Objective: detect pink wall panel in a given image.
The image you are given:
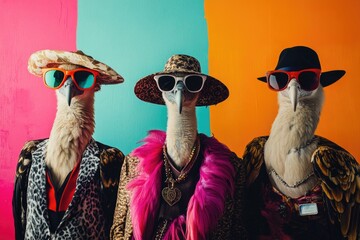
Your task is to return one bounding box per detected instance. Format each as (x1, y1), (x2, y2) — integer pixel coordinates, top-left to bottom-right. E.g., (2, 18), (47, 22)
(0, 1), (77, 238)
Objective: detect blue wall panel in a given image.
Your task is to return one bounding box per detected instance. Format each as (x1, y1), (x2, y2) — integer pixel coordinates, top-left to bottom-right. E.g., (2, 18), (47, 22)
(77, 0), (209, 154)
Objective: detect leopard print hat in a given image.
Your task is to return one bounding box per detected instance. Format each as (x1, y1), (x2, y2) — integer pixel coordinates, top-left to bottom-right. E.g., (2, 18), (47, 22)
(28, 49), (124, 85)
(134, 54), (229, 106)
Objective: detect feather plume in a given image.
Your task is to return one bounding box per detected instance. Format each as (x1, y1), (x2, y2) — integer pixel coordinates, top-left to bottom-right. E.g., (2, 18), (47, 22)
(127, 131), (235, 239)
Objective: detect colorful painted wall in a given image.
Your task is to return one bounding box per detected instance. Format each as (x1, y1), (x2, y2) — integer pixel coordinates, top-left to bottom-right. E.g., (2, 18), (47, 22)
(1, 0), (359, 238)
(206, 0), (360, 163)
(0, 0), (209, 238)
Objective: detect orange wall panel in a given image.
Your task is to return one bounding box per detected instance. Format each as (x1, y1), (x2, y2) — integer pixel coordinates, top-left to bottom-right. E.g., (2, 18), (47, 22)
(205, 0), (360, 161)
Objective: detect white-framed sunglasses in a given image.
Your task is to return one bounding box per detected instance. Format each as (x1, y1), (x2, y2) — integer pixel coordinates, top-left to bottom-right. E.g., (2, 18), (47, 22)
(153, 74), (207, 93)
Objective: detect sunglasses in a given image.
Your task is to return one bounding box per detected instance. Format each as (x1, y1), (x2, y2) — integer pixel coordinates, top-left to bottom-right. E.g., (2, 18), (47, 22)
(266, 68), (321, 91)
(153, 74), (207, 93)
(42, 68), (99, 90)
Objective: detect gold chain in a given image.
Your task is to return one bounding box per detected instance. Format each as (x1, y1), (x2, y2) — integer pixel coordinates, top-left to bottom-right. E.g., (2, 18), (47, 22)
(163, 136), (200, 184)
(154, 219), (168, 240)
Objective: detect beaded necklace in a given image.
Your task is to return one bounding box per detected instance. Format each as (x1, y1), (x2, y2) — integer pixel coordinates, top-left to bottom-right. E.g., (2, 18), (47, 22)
(269, 136), (317, 188)
(269, 169), (315, 188)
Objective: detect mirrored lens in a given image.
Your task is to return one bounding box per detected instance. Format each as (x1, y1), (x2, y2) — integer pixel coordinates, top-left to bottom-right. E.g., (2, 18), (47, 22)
(74, 71), (95, 89)
(268, 72), (289, 90)
(44, 70), (64, 88)
(184, 75), (205, 92)
(298, 71), (319, 91)
(157, 75), (176, 91)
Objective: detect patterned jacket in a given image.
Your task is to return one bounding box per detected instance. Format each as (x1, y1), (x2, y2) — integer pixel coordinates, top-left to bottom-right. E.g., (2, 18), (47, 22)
(110, 130), (248, 240)
(13, 139), (124, 240)
(242, 136), (359, 240)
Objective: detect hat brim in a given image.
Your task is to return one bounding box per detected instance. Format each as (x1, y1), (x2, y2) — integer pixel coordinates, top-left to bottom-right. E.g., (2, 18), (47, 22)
(134, 71), (229, 106)
(28, 50), (124, 85)
(257, 70), (346, 87)
(257, 76), (267, 83)
(320, 70), (345, 87)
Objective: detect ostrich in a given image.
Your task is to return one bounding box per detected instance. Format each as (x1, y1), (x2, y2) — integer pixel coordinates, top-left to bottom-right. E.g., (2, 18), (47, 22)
(111, 54), (248, 239)
(243, 46), (359, 240)
(13, 50), (125, 240)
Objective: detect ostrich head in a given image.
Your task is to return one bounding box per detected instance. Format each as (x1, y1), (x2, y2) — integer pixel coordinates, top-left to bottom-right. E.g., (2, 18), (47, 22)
(45, 64), (98, 107)
(27, 50), (124, 145)
(157, 73), (204, 114)
(134, 54), (229, 112)
(275, 69), (324, 113)
(258, 46), (345, 113)
(53, 64), (100, 106)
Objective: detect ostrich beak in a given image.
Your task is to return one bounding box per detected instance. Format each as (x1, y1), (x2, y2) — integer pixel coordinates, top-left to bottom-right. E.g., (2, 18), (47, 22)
(288, 80), (300, 112)
(175, 81), (185, 114)
(58, 77), (83, 106)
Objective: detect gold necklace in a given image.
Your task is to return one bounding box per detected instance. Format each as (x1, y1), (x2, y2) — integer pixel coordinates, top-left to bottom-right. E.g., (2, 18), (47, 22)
(161, 136), (200, 206)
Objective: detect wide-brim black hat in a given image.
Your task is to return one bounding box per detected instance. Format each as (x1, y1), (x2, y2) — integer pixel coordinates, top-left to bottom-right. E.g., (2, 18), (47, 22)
(257, 46), (345, 87)
(134, 54), (229, 106)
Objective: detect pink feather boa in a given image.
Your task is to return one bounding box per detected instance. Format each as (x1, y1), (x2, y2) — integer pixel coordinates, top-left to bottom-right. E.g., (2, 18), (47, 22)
(127, 130), (236, 240)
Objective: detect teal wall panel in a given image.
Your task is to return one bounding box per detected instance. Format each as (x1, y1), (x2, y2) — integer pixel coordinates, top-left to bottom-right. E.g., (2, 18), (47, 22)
(77, 0), (209, 154)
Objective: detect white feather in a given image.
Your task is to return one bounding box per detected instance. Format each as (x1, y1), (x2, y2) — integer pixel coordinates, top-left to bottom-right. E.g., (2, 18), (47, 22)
(265, 85), (324, 198)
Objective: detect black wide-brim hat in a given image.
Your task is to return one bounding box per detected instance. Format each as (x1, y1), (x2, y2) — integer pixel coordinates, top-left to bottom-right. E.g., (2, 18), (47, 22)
(257, 46), (345, 87)
(134, 54), (229, 106)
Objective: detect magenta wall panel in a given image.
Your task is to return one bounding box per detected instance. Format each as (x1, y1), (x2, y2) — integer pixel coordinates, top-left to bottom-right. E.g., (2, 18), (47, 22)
(0, 1), (77, 238)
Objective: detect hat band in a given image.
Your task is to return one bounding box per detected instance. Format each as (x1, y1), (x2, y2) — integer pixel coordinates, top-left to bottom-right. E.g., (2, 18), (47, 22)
(163, 69), (201, 74)
(278, 66), (321, 71)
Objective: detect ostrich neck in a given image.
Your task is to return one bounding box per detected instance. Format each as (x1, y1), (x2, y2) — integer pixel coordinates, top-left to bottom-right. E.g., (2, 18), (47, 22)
(166, 106), (198, 168)
(268, 100), (319, 155)
(264, 97), (322, 198)
(46, 93), (95, 189)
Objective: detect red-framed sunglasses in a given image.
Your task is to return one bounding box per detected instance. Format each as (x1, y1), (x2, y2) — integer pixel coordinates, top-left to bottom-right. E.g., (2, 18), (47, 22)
(41, 68), (99, 90)
(266, 68), (321, 91)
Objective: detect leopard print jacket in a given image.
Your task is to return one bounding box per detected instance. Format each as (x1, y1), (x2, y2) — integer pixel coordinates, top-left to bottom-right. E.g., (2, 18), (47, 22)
(13, 139), (124, 240)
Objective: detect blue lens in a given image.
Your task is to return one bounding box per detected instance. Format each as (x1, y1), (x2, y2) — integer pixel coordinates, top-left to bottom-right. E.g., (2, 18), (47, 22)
(74, 71), (95, 89)
(44, 70), (64, 88)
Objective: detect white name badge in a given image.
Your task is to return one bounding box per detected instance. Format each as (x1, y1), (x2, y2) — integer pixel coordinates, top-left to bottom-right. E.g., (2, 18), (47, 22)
(299, 203), (318, 216)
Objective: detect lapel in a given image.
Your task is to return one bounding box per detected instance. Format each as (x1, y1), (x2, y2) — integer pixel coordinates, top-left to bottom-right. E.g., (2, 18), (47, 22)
(58, 139), (100, 228)
(128, 130), (236, 239)
(28, 140), (51, 235)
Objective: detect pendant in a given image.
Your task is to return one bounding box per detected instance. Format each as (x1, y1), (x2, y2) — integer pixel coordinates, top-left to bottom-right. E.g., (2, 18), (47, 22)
(162, 186), (181, 206)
